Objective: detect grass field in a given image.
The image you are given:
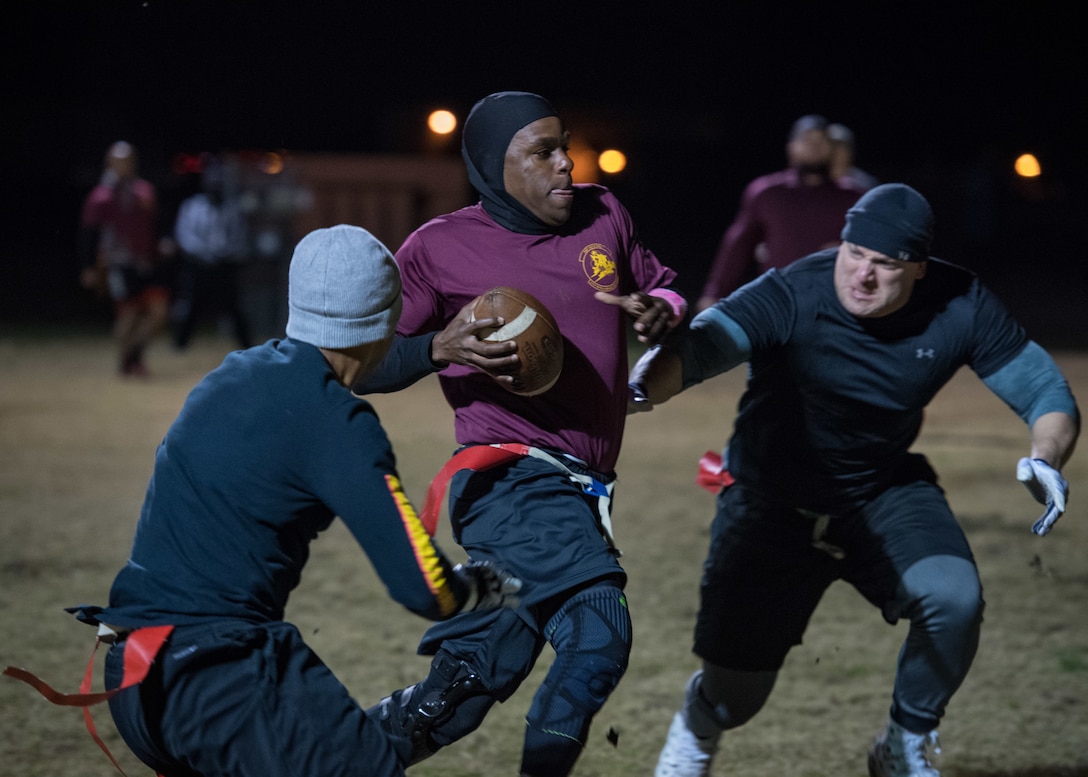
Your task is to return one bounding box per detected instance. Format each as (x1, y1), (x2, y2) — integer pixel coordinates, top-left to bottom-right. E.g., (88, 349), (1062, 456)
(2, 331), (1086, 776)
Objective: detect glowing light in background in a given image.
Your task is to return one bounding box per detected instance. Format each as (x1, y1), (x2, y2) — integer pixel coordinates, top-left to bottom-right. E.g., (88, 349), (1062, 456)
(259, 151), (285, 175)
(1014, 153), (1041, 178)
(428, 109), (458, 135)
(568, 139), (599, 184)
(171, 152), (203, 175)
(598, 149), (627, 174)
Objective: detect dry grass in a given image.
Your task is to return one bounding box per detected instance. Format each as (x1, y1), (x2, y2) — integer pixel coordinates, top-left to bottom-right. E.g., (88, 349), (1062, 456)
(2, 332), (1086, 776)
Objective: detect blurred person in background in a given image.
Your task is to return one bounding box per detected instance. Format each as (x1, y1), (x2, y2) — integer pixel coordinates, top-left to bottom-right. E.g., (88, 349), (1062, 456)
(695, 114), (867, 312)
(172, 153), (253, 350)
(79, 141), (173, 376)
(829, 122), (880, 192)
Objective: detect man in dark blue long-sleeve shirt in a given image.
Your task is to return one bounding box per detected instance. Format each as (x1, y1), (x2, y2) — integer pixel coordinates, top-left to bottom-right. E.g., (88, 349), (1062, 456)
(78, 225), (519, 777)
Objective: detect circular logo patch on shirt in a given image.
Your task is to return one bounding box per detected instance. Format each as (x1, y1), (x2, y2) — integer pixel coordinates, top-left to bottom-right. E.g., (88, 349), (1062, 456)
(579, 243), (618, 292)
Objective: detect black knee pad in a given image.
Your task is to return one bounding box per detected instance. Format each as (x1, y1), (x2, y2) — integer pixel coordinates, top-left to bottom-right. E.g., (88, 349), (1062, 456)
(522, 582), (633, 774)
(543, 581), (632, 701)
(368, 651), (494, 765)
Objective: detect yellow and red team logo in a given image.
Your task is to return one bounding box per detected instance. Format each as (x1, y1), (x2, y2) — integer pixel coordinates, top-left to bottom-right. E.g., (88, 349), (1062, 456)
(580, 243), (618, 292)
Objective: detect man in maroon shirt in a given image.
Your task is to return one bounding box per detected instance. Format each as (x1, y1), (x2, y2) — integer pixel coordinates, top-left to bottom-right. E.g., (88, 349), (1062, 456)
(695, 115), (867, 312)
(360, 91), (686, 776)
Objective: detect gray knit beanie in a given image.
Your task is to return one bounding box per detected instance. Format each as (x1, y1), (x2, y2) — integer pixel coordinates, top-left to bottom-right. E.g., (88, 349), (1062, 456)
(286, 224), (402, 348)
(841, 183), (934, 262)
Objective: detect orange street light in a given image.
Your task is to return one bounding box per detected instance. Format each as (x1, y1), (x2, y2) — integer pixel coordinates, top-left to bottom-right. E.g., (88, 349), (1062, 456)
(598, 149), (627, 174)
(1014, 153), (1041, 178)
(428, 109), (458, 136)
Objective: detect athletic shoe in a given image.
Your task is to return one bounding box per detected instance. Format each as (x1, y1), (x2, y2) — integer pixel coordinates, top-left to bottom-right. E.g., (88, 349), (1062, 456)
(867, 719), (941, 777)
(655, 710), (719, 777)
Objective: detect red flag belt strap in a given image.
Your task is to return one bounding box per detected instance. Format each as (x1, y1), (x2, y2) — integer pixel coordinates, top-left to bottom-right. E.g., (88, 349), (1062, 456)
(696, 450), (735, 494)
(3, 624), (173, 704)
(420, 443), (530, 535)
(3, 624), (174, 777)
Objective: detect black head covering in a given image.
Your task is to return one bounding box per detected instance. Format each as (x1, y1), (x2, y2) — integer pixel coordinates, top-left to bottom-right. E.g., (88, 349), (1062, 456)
(841, 183), (934, 262)
(462, 91), (559, 234)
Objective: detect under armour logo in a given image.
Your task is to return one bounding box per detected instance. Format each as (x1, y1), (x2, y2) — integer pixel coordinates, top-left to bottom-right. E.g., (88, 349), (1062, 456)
(916, 348), (935, 359)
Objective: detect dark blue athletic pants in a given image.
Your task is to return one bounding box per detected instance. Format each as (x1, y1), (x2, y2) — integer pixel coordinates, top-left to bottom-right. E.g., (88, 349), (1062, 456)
(105, 620), (403, 777)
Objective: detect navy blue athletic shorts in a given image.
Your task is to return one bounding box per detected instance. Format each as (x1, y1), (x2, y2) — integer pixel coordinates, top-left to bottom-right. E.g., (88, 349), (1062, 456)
(693, 477), (976, 671)
(417, 450), (625, 680)
(443, 450), (623, 616)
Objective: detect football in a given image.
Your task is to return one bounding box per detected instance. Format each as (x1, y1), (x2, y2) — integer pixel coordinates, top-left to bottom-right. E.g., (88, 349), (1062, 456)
(472, 286), (564, 396)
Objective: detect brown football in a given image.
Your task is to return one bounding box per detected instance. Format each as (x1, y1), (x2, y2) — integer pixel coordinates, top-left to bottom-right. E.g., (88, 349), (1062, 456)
(472, 286), (563, 396)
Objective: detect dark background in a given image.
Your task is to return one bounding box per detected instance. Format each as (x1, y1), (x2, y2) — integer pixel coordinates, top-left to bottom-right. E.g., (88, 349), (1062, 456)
(4, 2), (1085, 344)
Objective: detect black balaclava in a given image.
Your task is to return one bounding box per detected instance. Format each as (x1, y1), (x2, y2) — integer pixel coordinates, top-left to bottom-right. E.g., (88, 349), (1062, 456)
(462, 91), (559, 235)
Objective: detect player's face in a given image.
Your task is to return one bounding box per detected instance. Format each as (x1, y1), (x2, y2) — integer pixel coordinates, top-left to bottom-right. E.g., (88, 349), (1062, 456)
(503, 116), (575, 227)
(787, 128), (832, 173)
(829, 140), (851, 177)
(834, 241), (926, 318)
(106, 142), (137, 180)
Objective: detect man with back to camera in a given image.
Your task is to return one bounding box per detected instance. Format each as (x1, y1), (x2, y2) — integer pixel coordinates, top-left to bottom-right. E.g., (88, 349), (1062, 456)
(629, 184), (1078, 777)
(695, 114), (867, 312)
(355, 91), (686, 776)
(53, 225), (521, 777)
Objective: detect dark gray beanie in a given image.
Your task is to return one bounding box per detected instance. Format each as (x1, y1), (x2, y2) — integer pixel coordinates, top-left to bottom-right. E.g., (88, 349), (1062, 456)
(841, 183), (934, 262)
(286, 225), (402, 348)
(789, 114), (829, 140)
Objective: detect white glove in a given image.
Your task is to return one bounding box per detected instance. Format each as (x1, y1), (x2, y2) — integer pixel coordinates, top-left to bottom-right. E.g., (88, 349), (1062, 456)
(626, 346), (658, 414)
(1016, 457), (1068, 536)
(627, 383), (653, 414)
(454, 561), (522, 612)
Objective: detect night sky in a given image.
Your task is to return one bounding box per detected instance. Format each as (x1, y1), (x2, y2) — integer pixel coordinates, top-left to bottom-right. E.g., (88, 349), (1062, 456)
(6, 2), (1085, 340)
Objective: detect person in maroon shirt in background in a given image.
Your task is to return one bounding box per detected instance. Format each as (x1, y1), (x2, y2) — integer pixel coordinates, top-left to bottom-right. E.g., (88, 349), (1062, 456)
(695, 115), (867, 312)
(829, 122), (881, 192)
(79, 141), (174, 376)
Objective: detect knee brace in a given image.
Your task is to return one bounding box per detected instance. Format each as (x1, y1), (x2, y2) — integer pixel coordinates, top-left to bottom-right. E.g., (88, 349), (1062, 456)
(521, 582), (632, 775)
(368, 650), (495, 765)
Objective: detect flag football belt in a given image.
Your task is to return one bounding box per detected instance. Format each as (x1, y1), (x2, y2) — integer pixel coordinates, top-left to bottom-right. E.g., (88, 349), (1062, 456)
(695, 449), (735, 494)
(693, 451), (845, 559)
(421, 443), (620, 554)
(3, 623), (174, 777)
